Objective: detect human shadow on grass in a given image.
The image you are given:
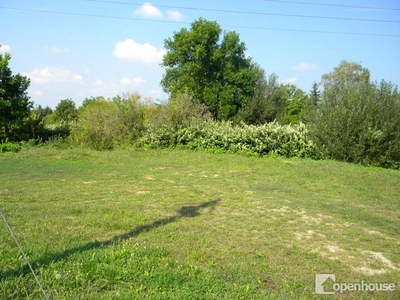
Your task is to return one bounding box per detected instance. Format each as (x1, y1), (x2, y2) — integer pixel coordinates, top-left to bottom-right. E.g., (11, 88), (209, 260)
(0, 198), (221, 279)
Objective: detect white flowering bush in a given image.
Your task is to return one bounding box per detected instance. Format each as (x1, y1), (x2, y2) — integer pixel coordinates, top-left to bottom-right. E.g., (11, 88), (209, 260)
(137, 121), (319, 158)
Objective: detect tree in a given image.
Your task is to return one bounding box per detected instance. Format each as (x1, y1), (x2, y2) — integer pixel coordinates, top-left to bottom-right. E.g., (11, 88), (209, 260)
(55, 99), (78, 123)
(0, 47), (32, 141)
(34, 105), (53, 120)
(321, 60), (370, 92)
(309, 82), (320, 106)
(79, 96), (107, 112)
(234, 70), (286, 124)
(280, 84), (309, 124)
(161, 18), (259, 120)
(26, 105), (54, 140)
(309, 60), (400, 168)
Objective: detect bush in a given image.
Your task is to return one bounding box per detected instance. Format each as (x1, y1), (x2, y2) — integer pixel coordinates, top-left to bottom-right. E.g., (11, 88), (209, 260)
(70, 93), (145, 150)
(309, 80), (400, 169)
(151, 93), (211, 128)
(37, 123), (70, 141)
(0, 141), (21, 153)
(137, 120), (318, 158)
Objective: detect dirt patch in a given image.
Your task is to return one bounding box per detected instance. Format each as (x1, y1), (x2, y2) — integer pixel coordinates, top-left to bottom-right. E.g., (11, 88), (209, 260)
(295, 230), (315, 240)
(354, 250), (400, 275)
(279, 207), (400, 276)
(271, 206), (290, 215)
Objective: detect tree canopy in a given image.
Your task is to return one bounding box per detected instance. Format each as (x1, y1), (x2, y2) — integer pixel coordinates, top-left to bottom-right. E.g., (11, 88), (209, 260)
(321, 60), (370, 92)
(0, 48), (32, 141)
(161, 18), (259, 120)
(55, 99), (78, 123)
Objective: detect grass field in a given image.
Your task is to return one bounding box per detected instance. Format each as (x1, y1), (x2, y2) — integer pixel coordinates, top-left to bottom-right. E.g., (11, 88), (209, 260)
(0, 147), (399, 299)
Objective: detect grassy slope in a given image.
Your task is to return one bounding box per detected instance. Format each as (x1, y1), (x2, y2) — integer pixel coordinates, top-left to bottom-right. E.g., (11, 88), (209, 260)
(0, 147), (399, 299)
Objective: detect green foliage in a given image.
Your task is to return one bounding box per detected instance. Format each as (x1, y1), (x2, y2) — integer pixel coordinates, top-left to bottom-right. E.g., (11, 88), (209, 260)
(0, 48), (32, 141)
(321, 60), (370, 91)
(310, 76), (400, 169)
(138, 120), (318, 158)
(70, 93), (145, 150)
(55, 99), (78, 123)
(35, 105), (53, 119)
(0, 141), (21, 153)
(79, 96), (107, 112)
(280, 84), (310, 124)
(151, 93), (211, 128)
(234, 71), (286, 125)
(309, 82), (321, 107)
(235, 74), (310, 125)
(20, 106), (70, 143)
(70, 100), (119, 150)
(39, 123), (71, 141)
(112, 93), (146, 140)
(42, 112), (58, 125)
(161, 18), (259, 120)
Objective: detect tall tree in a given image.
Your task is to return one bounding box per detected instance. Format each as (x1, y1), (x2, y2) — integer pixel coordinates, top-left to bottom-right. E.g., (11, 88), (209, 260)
(0, 47), (32, 141)
(234, 70), (286, 124)
(321, 60), (370, 92)
(55, 99), (78, 123)
(309, 82), (320, 106)
(310, 60), (400, 168)
(280, 84), (309, 124)
(161, 18), (259, 120)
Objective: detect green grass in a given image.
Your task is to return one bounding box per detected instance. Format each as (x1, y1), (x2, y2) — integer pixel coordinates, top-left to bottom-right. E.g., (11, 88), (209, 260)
(0, 147), (399, 299)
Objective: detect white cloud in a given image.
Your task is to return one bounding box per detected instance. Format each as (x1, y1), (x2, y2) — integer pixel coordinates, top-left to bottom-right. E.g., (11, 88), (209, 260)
(44, 45), (69, 54)
(134, 2), (162, 18)
(23, 67), (83, 84)
(120, 76), (146, 86)
(133, 3), (183, 21)
(292, 63), (316, 71)
(113, 39), (166, 65)
(281, 77), (298, 84)
(0, 44), (11, 54)
(90, 82), (117, 96)
(166, 10), (183, 21)
(30, 90), (43, 96)
(94, 79), (104, 86)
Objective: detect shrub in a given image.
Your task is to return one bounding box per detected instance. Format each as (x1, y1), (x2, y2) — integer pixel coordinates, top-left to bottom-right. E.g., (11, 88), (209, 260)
(151, 93), (211, 129)
(137, 120), (319, 158)
(37, 123), (70, 141)
(0, 141), (21, 153)
(70, 93), (145, 150)
(309, 80), (400, 169)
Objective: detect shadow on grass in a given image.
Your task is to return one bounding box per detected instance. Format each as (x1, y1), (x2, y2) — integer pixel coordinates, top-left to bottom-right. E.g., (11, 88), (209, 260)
(0, 199), (221, 280)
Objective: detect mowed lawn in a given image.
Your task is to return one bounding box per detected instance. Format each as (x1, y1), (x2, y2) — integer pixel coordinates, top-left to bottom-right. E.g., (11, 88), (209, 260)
(0, 147), (399, 299)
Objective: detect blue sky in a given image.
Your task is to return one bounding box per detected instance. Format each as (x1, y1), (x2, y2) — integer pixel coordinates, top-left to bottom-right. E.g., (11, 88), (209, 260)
(1, 0), (399, 108)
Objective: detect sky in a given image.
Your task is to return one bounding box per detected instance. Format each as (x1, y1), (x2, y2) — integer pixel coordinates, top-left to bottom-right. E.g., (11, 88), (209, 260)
(1, 0), (399, 109)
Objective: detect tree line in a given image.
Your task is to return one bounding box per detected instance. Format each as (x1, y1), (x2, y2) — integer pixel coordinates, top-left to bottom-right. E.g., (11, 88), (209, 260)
(1, 18), (399, 168)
